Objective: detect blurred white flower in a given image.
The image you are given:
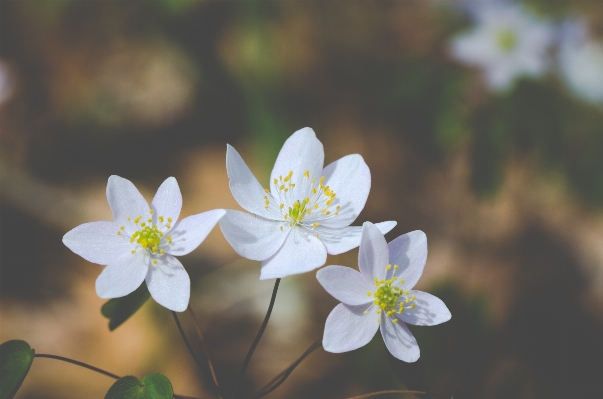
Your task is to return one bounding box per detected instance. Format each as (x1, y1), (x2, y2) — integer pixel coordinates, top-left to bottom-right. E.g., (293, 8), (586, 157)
(558, 19), (603, 103)
(450, 2), (554, 91)
(0, 59), (16, 106)
(220, 127), (396, 280)
(63, 175), (225, 312)
(317, 222), (451, 362)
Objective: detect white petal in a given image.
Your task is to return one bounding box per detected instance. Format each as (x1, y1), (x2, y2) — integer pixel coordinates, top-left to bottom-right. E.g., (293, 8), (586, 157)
(95, 251), (148, 299)
(146, 254), (190, 312)
(226, 145), (274, 219)
(317, 221), (397, 255)
(106, 175), (150, 226)
(167, 209), (226, 256)
(260, 227), (327, 279)
(219, 210), (288, 261)
(319, 154), (370, 228)
(63, 221), (131, 265)
(270, 127), (324, 193)
(151, 177), (182, 224)
(358, 222), (389, 283)
(380, 317), (420, 362)
(387, 230), (427, 289)
(316, 266), (373, 305)
(322, 303), (379, 353)
(399, 291), (451, 326)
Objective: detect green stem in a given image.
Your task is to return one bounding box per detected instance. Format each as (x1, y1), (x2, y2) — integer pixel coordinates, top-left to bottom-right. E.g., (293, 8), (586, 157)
(233, 278), (281, 399)
(252, 338), (322, 399)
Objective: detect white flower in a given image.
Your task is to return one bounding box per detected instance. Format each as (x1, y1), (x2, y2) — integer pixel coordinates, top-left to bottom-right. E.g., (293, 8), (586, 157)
(450, 2), (554, 91)
(317, 222), (450, 362)
(219, 127), (396, 280)
(558, 19), (603, 104)
(62, 175), (225, 312)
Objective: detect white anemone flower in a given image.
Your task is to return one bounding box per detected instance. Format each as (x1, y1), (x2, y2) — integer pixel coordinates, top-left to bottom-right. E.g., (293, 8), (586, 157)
(558, 19), (603, 104)
(63, 175), (225, 312)
(220, 127), (396, 280)
(450, 2), (554, 91)
(317, 222), (450, 362)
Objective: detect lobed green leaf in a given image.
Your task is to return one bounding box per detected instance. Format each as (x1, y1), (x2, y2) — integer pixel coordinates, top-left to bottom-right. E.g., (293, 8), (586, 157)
(0, 340), (35, 399)
(104, 374), (173, 399)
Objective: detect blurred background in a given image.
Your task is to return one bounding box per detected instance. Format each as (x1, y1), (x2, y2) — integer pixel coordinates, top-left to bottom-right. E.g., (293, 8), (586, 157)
(1, 0), (603, 398)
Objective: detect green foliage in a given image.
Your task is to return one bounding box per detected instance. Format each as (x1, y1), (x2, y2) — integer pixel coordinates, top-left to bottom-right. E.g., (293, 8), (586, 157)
(0, 340), (35, 399)
(104, 374), (173, 399)
(101, 284), (151, 331)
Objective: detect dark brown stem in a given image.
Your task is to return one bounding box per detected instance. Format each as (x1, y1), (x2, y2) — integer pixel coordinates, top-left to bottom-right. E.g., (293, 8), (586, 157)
(187, 305), (221, 391)
(252, 338), (322, 399)
(345, 390), (427, 399)
(35, 353), (208, 399)
(35, 353), (120, 380)
(172, 311), (205, 370)
(233, 278), (281, 399)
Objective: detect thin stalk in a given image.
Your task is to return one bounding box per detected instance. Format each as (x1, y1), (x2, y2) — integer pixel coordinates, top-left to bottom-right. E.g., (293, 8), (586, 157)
(252, 338), (322, 399)
(35, 354), (120, 379)
(36, 353), (209, 399)
(172, 311), (205, 370)
(187, 305), (221, 392)
(233, 278), (281, 399)
(345, 390), (427, 399)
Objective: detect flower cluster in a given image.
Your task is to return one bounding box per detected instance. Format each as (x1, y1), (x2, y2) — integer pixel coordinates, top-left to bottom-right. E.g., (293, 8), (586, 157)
(450, 1), (603, 104)
(63, 127), (449, 362)
(450, 2), (554, 91)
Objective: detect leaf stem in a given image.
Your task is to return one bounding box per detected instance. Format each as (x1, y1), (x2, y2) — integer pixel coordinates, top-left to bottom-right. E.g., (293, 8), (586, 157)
(187, 305), (222, 393)
(344, 390), (427, 399)
(35, 353), (208, 399)
(233, 278), (281, 399)
(35, 353), (120, 380)
(172, 311), (205, 371)
(252, 338), (322, 399)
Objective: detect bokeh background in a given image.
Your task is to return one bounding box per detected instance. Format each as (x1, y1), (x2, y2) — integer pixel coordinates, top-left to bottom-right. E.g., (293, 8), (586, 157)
(1, 1), (603, 398)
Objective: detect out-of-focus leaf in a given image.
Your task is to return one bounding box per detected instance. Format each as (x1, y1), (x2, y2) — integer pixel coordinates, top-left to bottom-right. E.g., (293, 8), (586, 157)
(0, 340), (35, 399)
(248, 93), (289, 174)
(104, 374), (173, 399)
(435, 72), (470, 151)
(470, 99), (510, 196)
(101, 284), (150, 331)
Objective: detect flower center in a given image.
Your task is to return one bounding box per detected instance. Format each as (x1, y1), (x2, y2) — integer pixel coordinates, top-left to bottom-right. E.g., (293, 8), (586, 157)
(116, 210), (173, 260)
(497, 28), (518, 52)
(132, 226), (162, 252)
(365, 264), (416, 323)
(263, 170), (340, 233)
(374, 283), (401, 313)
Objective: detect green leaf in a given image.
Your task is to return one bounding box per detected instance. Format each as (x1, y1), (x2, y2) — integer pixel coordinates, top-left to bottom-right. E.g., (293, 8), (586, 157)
(0, 340), (35, 399)
(104, 374), (173, 399)
(101, 284), (151, 331)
